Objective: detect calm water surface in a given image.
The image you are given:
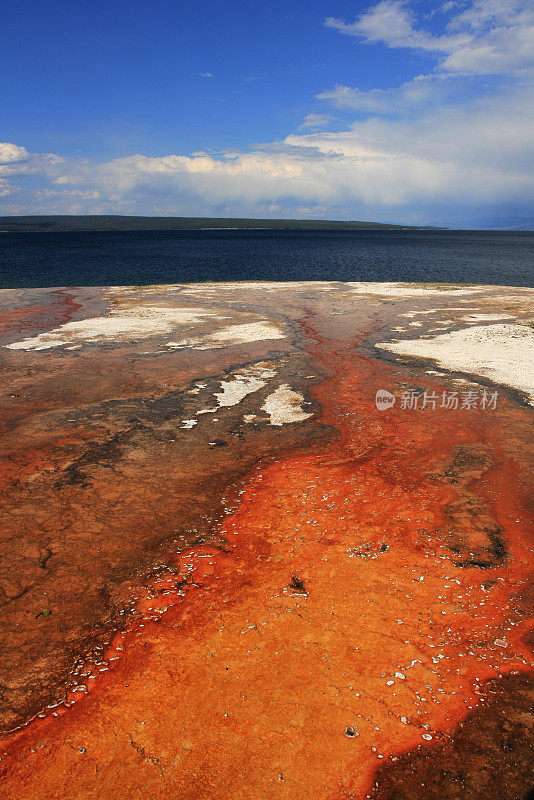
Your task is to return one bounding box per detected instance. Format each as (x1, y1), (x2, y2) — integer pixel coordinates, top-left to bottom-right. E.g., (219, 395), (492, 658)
(0, 229), (533, 289)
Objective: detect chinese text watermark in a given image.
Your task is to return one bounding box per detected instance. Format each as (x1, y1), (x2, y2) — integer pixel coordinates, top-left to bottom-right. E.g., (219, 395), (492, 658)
(375, 388), (499, 411)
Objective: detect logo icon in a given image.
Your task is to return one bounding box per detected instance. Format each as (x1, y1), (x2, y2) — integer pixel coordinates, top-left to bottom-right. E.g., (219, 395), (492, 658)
(375, 389), (396, 411)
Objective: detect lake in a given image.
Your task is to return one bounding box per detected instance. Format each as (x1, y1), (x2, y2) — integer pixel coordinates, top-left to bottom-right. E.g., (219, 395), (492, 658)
(0, 228), (533, 289)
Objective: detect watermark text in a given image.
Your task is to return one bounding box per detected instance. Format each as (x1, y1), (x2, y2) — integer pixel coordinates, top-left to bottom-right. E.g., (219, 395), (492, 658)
(375, 388), (499, 411)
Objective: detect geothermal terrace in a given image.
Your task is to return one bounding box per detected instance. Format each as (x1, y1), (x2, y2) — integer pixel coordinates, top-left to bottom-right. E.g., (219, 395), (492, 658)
(0, 281), (533, 799)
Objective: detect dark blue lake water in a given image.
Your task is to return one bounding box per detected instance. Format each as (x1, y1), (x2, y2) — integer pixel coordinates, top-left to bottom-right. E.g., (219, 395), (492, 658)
(0, 229), (533, 289)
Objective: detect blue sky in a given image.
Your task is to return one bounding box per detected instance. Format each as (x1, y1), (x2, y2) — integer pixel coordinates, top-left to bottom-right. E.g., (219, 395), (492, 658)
(1, 0), (533, 226)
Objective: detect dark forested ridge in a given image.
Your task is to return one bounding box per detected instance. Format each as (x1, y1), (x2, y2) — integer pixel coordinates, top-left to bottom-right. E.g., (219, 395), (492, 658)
(0, 215), (417, 232)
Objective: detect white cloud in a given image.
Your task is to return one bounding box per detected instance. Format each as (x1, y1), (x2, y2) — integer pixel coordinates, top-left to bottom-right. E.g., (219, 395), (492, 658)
(299, 113), (334, 129)
(199, 72), (214, 78)
(317, 74), (452, 114)
(0, 143), (29, 164)
(0, 179), (14, 197)
(325, 0), (468, 54)
(442, 10), (534, 75)
(325, 0), (534, 76)
(0, 147), (64, 180)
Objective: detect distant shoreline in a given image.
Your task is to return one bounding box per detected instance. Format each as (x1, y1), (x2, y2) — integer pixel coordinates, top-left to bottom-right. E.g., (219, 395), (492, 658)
(1, 216), (531, 233)
(0, 214), (442, 233)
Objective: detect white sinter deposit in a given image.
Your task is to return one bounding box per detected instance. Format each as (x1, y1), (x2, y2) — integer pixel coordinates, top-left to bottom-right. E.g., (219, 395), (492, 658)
(261, 384), (312, 426)
(6, 306), (219, 350)
(376, 323), (534, 405)
(346, 283), (484, 298)
(189, 363), (279, 418)
(166, 320), (285, 350)
(461, 314), (513, 322)
(212, 364), (277, 409)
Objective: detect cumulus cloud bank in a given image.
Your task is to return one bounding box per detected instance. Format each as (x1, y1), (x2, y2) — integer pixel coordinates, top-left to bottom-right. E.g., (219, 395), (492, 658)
(1, 0), (533, 225)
